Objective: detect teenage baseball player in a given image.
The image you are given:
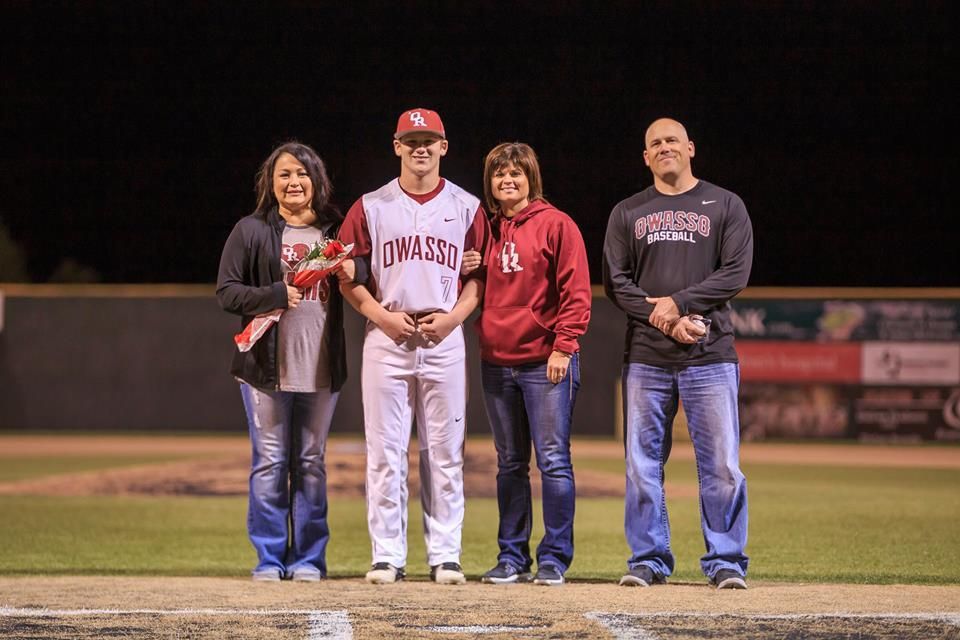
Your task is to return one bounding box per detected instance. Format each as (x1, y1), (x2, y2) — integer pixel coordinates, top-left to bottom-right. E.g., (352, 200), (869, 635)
(339, 108), (490, 585)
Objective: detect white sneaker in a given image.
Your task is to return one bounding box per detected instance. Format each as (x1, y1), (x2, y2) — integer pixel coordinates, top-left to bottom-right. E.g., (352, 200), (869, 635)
(366, 562), (404, 584)
(431, 562), (466, 585)
(251, 567), (282, 582)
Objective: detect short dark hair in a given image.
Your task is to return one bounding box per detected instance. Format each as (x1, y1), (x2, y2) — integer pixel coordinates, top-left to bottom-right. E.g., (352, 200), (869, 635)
(253, 141), (340, 223)
(482, 142), (544, 214)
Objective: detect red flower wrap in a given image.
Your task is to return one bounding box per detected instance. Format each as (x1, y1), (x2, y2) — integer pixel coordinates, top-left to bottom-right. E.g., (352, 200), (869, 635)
(233, 310), (283, 352)
(232, 241), (353, 352)
(291, 269), (327, 289)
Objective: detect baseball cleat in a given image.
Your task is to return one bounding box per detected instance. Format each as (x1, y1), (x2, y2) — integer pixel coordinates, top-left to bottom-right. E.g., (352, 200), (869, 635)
(366, 562), (405, 584)
(481, 561), (532, 584)
(619, 565), (665, 587)
(430, 562), (466, 585)
(711, 569), (747, 589)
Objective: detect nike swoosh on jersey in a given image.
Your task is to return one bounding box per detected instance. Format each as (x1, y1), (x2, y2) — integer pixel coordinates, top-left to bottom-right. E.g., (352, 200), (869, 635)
(702, 200), (717, 205)
(443, 217), (456, 222)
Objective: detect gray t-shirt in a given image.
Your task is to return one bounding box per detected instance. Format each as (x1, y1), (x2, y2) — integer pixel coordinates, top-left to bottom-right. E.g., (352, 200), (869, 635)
(278, 224), (331, 391)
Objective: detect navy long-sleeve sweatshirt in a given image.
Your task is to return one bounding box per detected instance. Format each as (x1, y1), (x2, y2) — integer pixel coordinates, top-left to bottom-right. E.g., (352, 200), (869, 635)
(602, 180), (753, 367)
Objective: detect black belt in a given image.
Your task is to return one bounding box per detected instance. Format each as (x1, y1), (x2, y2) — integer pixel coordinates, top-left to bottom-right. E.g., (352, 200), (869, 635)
(404, 310), (441, 322)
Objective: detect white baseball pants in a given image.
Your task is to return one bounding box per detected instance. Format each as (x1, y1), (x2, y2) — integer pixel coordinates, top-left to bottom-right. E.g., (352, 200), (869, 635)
(361, 323), (467, 569)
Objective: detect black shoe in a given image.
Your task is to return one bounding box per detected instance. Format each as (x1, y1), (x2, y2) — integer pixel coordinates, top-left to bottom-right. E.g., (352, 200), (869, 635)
(430, 562), (466, 585)
(711, 568), (747, 589)
(532, 563), (565, 586)
(481, 561), (532, 584)
(619, 565), (666, 587)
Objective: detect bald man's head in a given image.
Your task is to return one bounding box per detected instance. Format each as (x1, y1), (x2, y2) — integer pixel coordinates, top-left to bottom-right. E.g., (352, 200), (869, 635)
(643, 118), (697, 191)
(644, 118), (690, 148)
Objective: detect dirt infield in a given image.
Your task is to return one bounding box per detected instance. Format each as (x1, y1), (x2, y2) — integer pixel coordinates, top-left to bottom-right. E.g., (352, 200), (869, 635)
(1, 577), (959, 639)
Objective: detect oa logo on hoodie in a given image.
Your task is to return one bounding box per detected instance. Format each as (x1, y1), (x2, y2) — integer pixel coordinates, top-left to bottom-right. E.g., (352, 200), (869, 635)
(499, 242), (523, 273)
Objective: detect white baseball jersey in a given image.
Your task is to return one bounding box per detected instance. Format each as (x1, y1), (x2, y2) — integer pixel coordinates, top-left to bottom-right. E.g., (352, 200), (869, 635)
(339, 176), (488, 569)
(340, 178), (487, 312)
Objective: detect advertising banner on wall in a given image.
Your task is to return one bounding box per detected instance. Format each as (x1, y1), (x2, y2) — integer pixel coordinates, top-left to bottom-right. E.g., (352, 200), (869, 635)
(730, 299), (960, 342)
(850, 386), (960, 442)
(860, 343), (960, 386)
(732, 296), (960, 441)
(738, 383), (960, 442)
(738, 342), (861, 383)
(738, 383), (851, 441)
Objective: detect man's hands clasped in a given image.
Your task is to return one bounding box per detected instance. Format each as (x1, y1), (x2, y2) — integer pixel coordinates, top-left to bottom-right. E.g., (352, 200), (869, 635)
(646, 295), (707, 344)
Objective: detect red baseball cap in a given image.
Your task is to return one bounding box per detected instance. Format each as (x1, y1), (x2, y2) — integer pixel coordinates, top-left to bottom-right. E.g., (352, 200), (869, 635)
(394, 108), (445, 139)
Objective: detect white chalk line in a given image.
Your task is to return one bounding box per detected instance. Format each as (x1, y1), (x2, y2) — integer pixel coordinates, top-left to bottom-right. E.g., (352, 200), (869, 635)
(590, 611), (960, 621)
(307, 611), (353, 640)
(0, 608), (353, 640)
(423, 624), (547, 633)
(587, 611), (960, 640)
(585, 612), (659, 640)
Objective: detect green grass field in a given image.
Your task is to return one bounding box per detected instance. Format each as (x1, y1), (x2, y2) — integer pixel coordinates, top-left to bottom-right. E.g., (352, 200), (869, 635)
(1, 439), (958, 585)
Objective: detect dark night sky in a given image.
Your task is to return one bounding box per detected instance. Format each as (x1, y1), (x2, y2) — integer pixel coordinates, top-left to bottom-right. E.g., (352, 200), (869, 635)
(2, 1), (956, 286)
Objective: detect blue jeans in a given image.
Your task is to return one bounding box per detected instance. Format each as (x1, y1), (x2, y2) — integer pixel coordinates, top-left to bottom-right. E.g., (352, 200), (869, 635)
(481, 354), (579, 573)
(622, 362), (748, 579)
(240, 383), (338, 577)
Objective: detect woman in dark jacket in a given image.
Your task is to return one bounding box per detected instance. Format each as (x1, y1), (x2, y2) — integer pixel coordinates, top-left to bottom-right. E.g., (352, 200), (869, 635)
(217, 141), (354, 582)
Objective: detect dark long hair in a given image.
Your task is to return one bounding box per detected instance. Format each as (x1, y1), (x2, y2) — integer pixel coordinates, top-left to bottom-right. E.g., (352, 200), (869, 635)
(253, 141), (341, 223)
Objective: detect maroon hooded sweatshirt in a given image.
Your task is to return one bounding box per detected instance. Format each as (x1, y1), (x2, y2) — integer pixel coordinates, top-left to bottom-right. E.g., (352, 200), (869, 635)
(475, 199), (592, 366)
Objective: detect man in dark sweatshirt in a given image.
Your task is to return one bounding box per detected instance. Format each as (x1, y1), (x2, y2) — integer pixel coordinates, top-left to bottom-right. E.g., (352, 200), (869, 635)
(602, 117), (753, 590)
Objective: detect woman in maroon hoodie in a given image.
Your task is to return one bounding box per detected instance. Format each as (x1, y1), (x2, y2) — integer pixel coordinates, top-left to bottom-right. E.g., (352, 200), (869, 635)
(467, 143), (592, 586)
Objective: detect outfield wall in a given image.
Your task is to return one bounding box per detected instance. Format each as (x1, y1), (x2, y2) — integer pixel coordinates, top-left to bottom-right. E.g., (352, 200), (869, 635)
(1, 285), (958, 440)
(0, 285), (624, 436)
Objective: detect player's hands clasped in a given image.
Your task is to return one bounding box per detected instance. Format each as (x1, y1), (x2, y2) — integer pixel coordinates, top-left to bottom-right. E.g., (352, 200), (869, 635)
(669, 316), (707, 344)
(646, 296), (680, 334)
(378, 310), (417, 343)
(417, 312), (458, 343)
(460, 249), (482, 276)
(286, 285), (303, 309)
(547, 350), (572, 384)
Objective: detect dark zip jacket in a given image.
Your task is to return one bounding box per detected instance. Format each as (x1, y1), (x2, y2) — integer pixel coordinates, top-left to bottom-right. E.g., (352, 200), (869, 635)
(216, 207), (349, 392)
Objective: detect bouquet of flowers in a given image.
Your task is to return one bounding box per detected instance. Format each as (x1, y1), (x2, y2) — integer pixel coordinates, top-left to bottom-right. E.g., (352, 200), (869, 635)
(290, 239), (351, 288)
(233, 238), (353, 352)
